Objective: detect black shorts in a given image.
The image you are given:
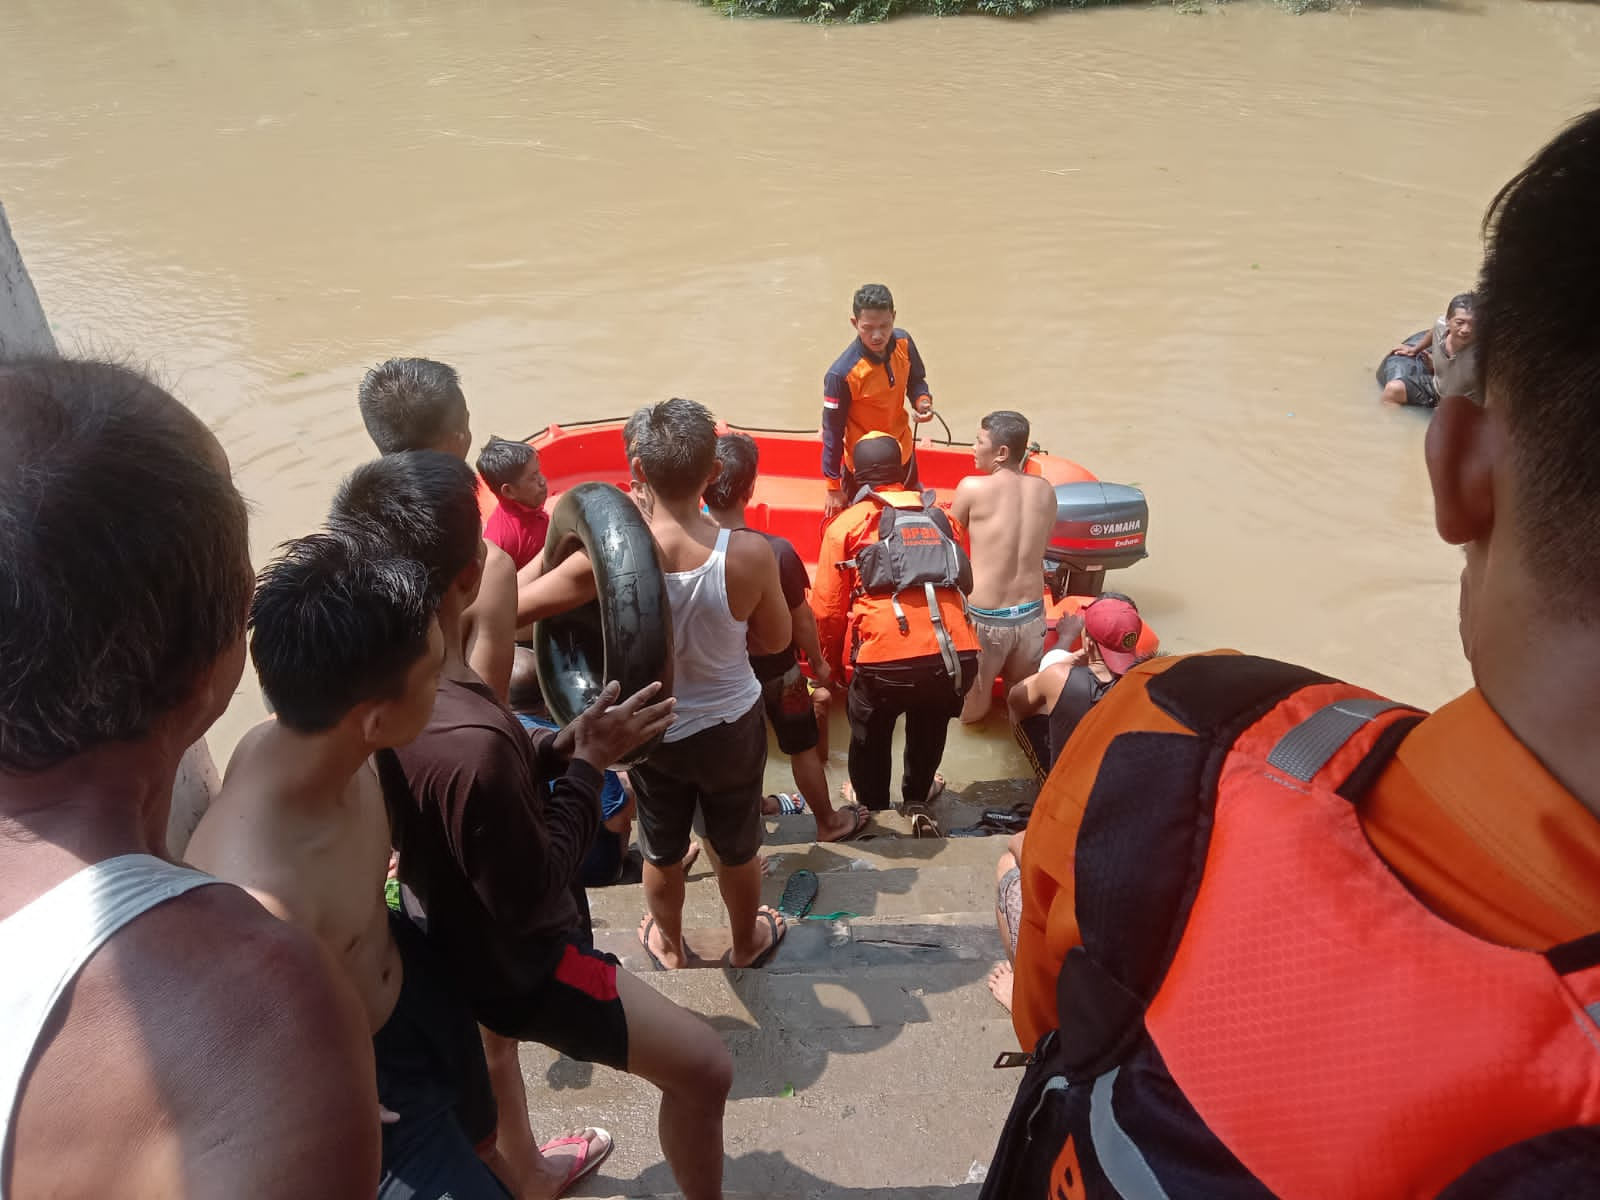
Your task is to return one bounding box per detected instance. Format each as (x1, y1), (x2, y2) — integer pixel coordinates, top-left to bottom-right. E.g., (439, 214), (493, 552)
(475, 937), (630, 1072)
(377, 914), (509, 1200)
(761, 664), (820, 756)
(1401, 373), (1440, 408)
(578, 827), (627, 889)
(1378, 350), (1439, 408)
(629, 700), (767, 868)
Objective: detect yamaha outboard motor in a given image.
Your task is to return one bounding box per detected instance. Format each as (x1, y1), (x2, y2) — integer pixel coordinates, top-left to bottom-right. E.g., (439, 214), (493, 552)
(1044, 481), (1149, 600)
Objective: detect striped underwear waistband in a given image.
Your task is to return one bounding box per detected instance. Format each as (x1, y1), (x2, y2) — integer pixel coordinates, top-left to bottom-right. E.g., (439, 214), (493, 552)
(969, 599), (1045, 622)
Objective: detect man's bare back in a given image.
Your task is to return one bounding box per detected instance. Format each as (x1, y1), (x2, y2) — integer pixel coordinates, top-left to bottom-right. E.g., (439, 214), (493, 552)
(953, 468), (1059, 610)
(189, 721), (403, 1032)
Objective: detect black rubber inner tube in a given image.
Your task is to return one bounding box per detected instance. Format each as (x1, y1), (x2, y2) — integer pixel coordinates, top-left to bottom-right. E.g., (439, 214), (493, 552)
(1375, 329), (1430, 386)
(533, 482), (675, 766)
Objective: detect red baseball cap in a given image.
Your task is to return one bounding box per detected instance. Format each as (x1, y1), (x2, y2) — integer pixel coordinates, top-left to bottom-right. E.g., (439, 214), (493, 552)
(1083, 597), (1142, 675)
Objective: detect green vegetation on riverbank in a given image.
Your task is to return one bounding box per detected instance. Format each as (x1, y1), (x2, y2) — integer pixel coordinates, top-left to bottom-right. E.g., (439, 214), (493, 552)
(705, 0), (1341, 18)
(706, 0), (1073, 17)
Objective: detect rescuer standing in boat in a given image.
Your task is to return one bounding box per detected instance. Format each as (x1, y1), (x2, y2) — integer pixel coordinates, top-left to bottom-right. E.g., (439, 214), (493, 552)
(821, 283), (936, 519)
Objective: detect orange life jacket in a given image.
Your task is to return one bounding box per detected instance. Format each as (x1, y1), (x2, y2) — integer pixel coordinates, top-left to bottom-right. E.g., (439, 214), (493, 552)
(982, 655), (1600, 1199)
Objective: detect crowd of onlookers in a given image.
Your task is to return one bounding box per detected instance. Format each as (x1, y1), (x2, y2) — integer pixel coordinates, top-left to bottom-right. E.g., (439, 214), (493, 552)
(7, 106), (1600, 1200)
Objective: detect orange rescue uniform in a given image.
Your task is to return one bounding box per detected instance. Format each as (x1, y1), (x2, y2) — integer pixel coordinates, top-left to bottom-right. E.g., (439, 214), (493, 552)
(812, 488), (978, 675)
(820, 331), (930, 491)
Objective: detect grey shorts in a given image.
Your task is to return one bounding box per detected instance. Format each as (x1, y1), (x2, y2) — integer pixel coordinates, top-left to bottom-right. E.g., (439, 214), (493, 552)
(629, 700), (767, 868)
(972, 604), (1048, 691)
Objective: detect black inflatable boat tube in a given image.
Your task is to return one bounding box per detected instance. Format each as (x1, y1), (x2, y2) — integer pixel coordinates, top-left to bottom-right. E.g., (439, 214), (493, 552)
(533, 482), (675, 766)
(1375, 330), (1430, 388)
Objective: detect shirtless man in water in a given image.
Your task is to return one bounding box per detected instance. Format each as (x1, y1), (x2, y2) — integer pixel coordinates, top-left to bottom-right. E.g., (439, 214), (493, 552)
(189, 533), (562, 1199)
(951, 410), (1061, 724)
(0, 358), (376, 1198)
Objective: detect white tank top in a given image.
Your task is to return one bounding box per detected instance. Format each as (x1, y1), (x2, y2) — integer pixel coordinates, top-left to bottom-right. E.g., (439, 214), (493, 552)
(662, 527), (762, 743)
(0, 854), (222, 1198)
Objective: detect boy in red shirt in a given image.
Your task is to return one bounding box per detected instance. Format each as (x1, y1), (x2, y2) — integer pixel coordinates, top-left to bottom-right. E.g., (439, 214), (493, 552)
(475, 436), (549, 569)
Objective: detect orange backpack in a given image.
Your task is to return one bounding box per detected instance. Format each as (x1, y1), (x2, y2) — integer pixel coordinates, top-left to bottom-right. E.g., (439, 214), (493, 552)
(982, 655), (1600, 1199)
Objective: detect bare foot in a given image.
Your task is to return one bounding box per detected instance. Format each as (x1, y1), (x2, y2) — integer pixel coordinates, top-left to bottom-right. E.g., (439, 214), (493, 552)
(987, 961), (1015, 1013)
(638, 914), (694, 971)
(728, 905), (787, 969)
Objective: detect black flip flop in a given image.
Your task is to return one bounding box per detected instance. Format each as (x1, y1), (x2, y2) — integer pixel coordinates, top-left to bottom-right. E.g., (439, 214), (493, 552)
(726, 909), (787, 969)
(980, 808), (1030, 834)
(638, 916), (700, 971)
(638, 916), (670, 971)
(778, 869), (819, 919)
(822, 803), (872, 844)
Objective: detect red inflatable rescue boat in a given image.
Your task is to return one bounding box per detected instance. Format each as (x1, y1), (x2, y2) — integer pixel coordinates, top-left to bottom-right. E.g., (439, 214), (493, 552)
(490, 419), (1158, 663)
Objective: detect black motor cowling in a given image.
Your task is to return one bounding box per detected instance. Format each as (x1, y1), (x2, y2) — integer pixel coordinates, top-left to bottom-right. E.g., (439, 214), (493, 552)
(1044, 481), (1149, 600)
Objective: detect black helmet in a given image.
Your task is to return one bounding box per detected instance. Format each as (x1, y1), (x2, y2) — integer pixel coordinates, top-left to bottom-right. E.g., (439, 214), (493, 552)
(853, 432), (905, 489)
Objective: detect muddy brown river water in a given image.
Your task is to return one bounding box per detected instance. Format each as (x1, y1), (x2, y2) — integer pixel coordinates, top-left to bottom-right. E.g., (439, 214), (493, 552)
(5, 0), (1600, 774)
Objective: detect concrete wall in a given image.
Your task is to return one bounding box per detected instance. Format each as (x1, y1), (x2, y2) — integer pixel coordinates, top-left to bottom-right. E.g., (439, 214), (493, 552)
(0, 201), (57, 358)
(1, 205), (222, 859)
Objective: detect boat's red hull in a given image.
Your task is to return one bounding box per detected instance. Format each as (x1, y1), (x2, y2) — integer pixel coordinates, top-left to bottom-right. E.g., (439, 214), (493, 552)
(496, 420), (1157, 668)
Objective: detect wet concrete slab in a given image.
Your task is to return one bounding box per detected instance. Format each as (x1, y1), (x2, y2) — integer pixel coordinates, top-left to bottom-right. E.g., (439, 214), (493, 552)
(521, 825), (1021, 1197)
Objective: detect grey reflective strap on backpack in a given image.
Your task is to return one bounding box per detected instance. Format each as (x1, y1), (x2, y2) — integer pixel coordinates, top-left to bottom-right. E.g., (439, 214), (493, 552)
(1090, 1068), (1172, 1200)
(926, 582), (962, 690)
(1265, 698), (1408, 782)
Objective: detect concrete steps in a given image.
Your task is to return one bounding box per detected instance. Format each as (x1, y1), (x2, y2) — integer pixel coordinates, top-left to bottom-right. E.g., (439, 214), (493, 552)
(519, 803), (1024, 1198)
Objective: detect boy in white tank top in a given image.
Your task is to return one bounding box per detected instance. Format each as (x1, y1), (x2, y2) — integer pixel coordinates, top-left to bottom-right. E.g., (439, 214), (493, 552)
(625, 400), (795, 970)
(520, 399), (794, 971)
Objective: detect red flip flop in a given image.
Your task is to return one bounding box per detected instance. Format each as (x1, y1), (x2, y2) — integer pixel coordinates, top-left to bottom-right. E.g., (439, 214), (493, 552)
(538, 1127), (614, 1196)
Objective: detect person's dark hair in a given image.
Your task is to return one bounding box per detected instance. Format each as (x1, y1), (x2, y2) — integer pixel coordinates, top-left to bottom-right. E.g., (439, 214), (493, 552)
(508, 645), (545, 716)
(623, 398), (718, 501)
(250, 533), (434, 734)
(704, 432), (759, 511)
(852, 284), (894, 318)
(0, 357), (251, 772)
(328, 451), (482, 600)
(982, 410), (1031, 461)
(1446, 293), (1474, 319)
(1476, 109), (1600, 608)
(357, 357), (466, 454)
(476, 435), (535, 493)
(1100, 590), (1139, 610)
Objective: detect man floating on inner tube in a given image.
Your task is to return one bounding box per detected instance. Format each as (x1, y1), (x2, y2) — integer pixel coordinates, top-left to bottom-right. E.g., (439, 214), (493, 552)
(821, 283), (937, 519)
(1378, 291), (1476, 408)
